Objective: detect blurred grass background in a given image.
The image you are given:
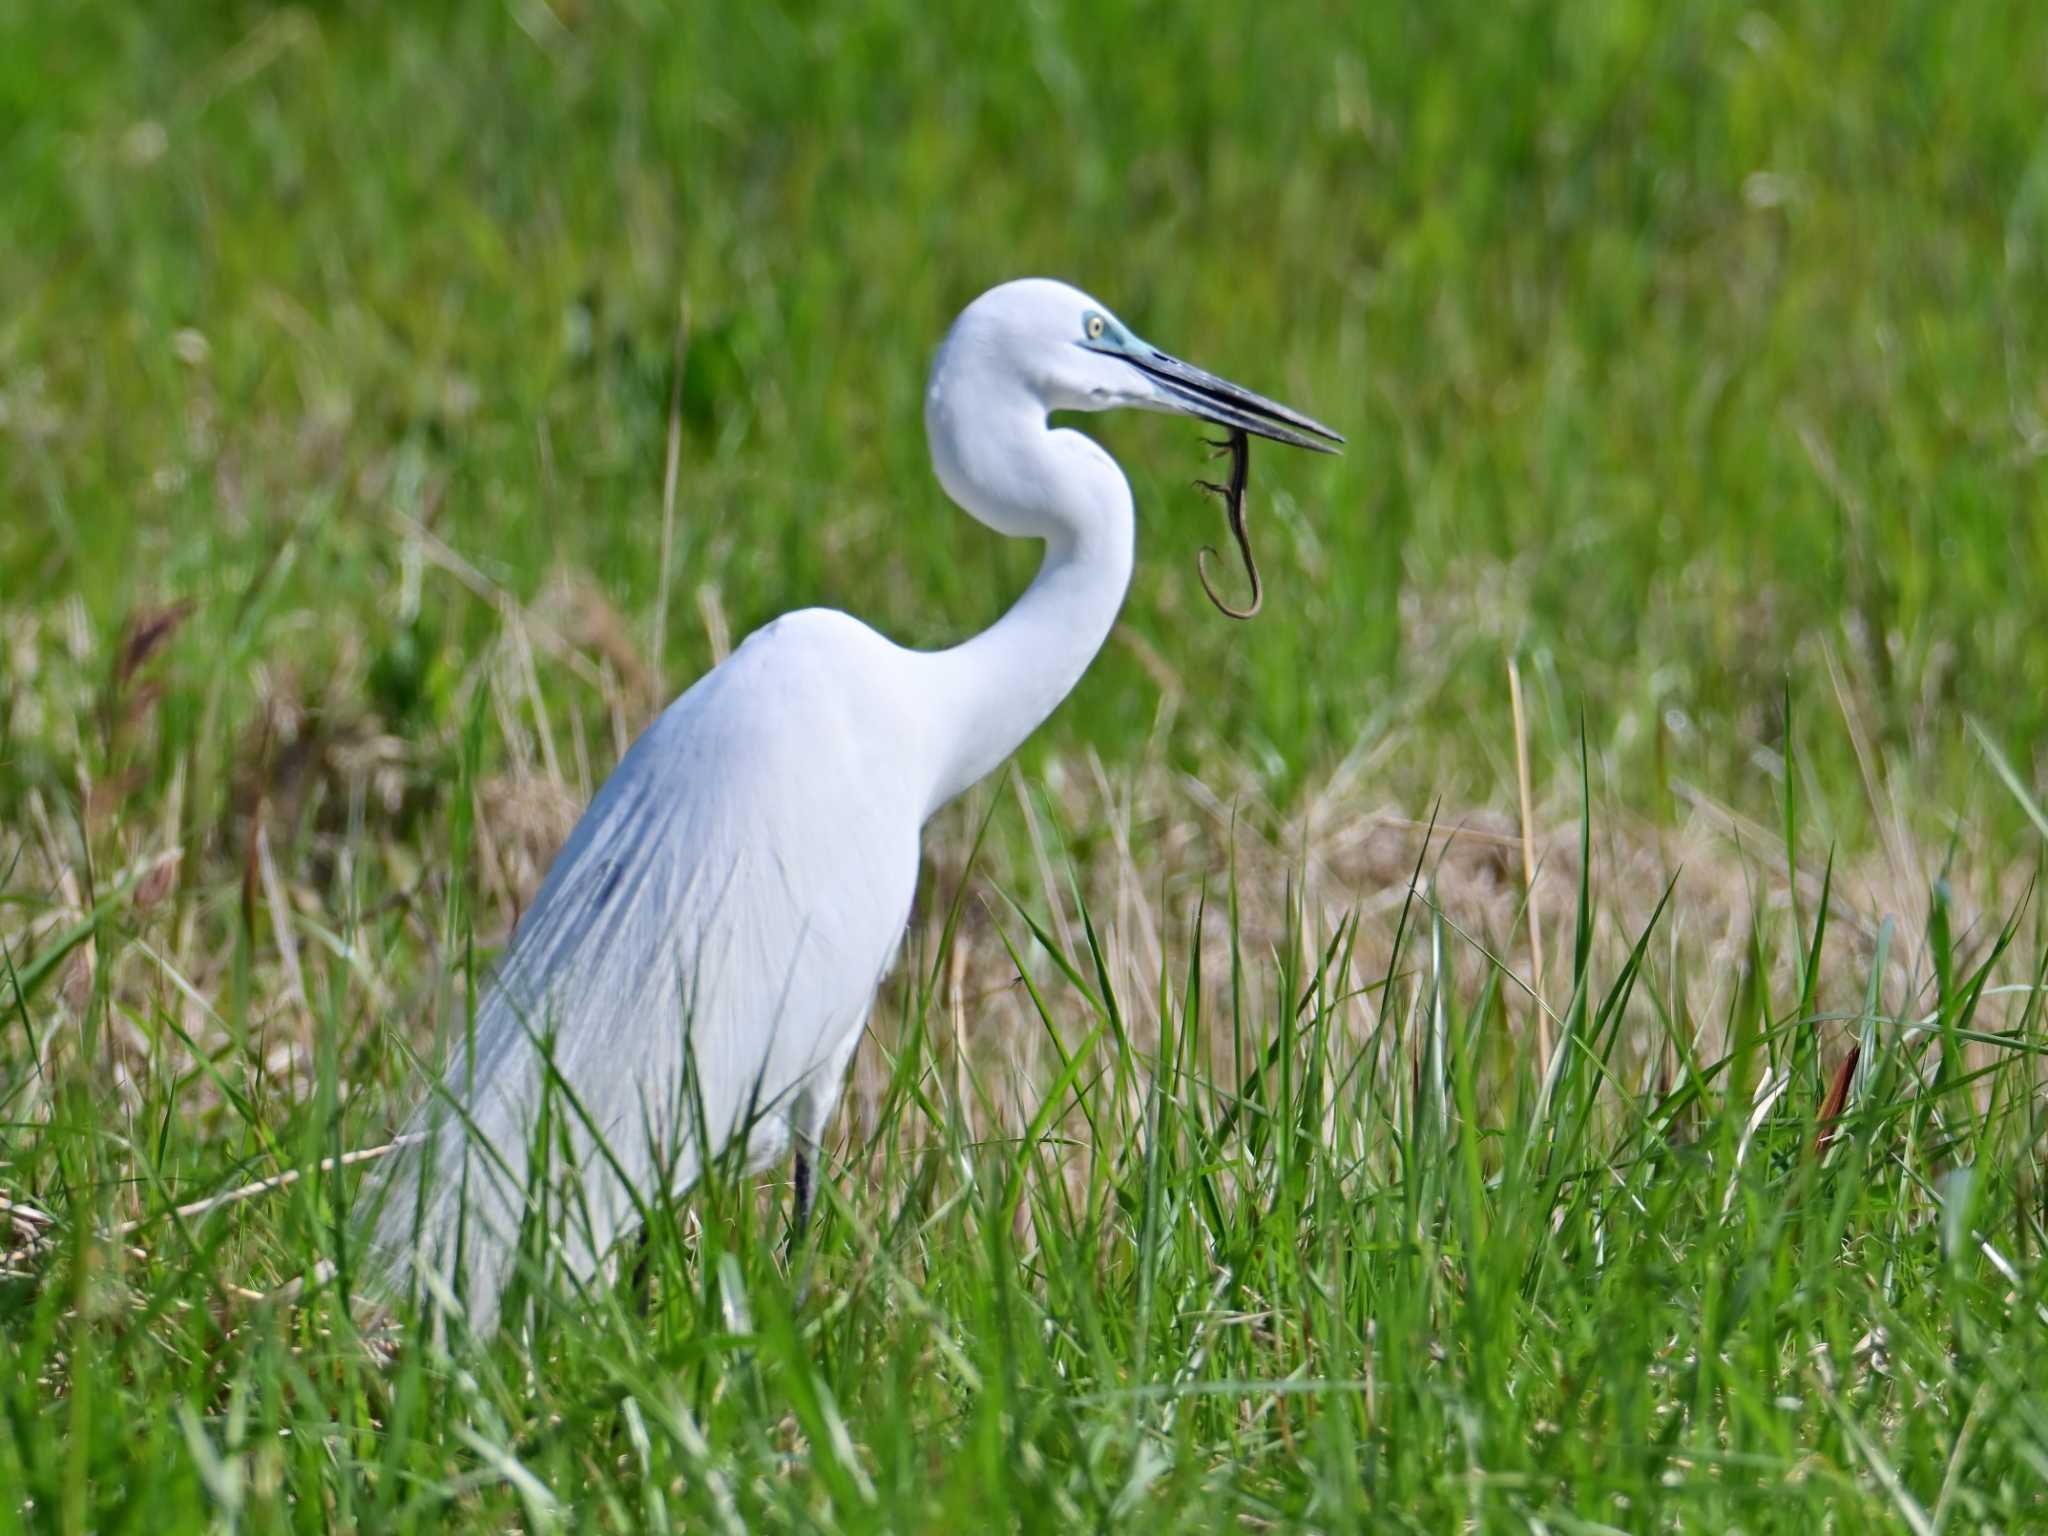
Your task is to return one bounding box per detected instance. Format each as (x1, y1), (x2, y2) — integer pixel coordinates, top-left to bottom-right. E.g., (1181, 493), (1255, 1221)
(6, 0), (2044, 832)
(5, 1), (2048, 1529)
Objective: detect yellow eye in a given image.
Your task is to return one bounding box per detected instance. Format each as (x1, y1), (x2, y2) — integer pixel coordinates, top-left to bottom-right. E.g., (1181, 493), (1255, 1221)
(1084, 313), (1106, 340)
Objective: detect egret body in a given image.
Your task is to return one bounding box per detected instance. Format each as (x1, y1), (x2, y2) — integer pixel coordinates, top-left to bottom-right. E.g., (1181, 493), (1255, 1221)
(368, 278), (1339, 1331)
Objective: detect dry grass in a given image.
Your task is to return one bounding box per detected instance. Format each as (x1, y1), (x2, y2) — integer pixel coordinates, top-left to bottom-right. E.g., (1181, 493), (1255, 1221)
(6, 556), (2035, 1192)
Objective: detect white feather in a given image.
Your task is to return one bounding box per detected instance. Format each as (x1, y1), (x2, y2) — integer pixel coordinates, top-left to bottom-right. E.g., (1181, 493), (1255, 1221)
(370, 611), (925, 1331)
(361, 277), (1337, 1333)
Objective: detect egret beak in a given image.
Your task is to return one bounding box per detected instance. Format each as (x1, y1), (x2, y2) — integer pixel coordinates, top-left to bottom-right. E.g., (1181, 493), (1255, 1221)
(1085, 338), (1344, 453)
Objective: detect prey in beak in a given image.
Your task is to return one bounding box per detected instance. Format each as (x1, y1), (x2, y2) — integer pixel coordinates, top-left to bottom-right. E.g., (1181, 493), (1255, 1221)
(1081, 328), (1341, 621)
(1195, 429), (1261, 619)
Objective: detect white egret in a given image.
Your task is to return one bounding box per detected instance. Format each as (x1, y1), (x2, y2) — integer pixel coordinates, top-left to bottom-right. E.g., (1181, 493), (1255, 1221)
(366, 277), (1340, 1332)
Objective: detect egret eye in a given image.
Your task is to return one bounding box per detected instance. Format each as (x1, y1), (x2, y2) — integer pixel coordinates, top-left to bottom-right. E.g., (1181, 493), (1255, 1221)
(1084, 313), (1106, 341)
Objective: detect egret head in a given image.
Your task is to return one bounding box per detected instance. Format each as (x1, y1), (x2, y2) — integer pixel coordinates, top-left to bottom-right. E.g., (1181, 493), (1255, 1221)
(932, 278), (1343, 453)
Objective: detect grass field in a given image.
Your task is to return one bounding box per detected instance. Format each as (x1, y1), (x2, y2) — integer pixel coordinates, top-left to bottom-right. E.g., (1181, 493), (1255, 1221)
(5, 0), (2048, 1528)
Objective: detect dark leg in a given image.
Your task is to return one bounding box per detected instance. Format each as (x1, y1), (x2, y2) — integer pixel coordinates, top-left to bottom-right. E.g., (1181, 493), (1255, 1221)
(791, 1147), (814, 1249)
(789, 1147), (817, 1308)
(628, 1227), (654, 1310)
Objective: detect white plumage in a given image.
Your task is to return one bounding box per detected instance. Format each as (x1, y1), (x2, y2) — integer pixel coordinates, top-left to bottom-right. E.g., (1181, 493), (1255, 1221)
(365, 278), (1339, 1333)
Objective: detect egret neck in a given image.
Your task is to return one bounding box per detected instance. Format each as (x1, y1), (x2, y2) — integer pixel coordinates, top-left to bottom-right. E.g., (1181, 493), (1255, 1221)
(919, 393), (1136, 817)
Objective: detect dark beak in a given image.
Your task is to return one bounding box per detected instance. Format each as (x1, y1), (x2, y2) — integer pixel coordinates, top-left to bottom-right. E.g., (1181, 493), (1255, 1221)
(1089, 342), (1345, 453)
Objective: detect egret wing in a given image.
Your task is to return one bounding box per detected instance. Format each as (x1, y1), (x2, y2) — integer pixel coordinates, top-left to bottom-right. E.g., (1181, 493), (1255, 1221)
(368, 613), (921, 1332)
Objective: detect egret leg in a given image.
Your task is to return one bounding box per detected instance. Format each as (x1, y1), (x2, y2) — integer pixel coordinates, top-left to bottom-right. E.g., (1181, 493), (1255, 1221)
(787, 1051), (853, 1305)
(789, 1147), (819, 1309)
(628, 1229), (655, 1309)
(791, 1147), (814, 1249)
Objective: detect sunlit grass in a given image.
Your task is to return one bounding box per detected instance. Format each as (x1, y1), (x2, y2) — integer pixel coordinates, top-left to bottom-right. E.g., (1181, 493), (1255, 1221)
(4, 0), (2048, 1527)
(7, 763), (2047, 1529)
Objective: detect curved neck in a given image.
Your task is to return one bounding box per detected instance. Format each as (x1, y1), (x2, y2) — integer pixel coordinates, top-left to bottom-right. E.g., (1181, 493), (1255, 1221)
(919, 410), (1135, 818)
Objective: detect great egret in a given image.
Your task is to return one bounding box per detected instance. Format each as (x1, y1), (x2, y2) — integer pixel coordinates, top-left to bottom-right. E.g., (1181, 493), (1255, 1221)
(366, 277), (1340, 1333)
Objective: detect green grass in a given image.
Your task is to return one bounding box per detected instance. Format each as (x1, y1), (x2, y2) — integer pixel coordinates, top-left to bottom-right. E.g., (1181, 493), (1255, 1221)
(4, 0), (2048, 1528)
